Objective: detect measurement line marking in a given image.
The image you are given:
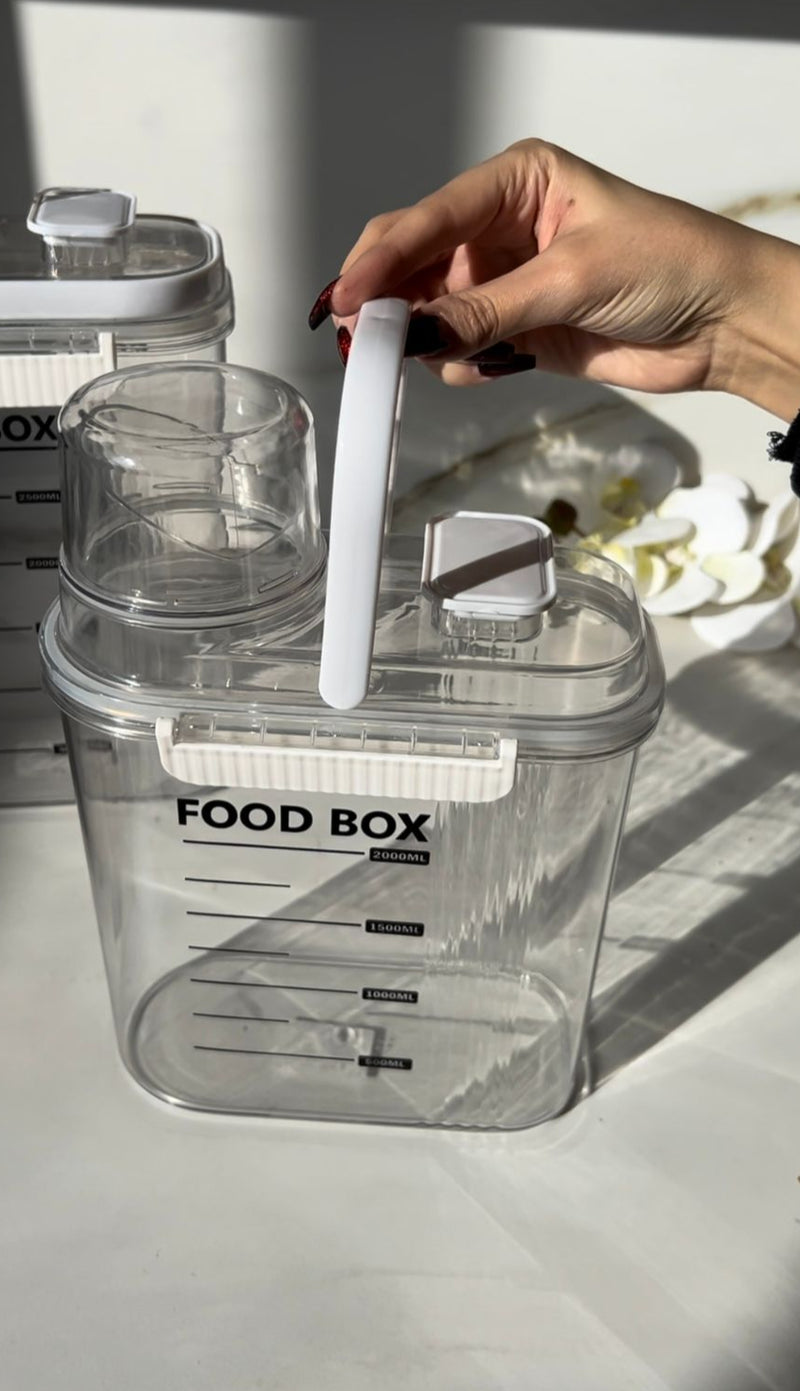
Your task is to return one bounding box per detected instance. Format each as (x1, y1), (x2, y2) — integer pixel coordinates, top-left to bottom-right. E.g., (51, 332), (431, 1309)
(0, 625), (33, 632)
(182, 838), (364, 856)
(193, 1044), (354, 1063)
(190, 977), (359, 996)
(193, 1012), (290, 1024)
(0, 446), (57, 453)
(0, 560), (23, 567)
(187, 911), (360, 928)
(188, 945), (291, 957)
(185, 877), (291, 888)
(0, 746), (52, 755)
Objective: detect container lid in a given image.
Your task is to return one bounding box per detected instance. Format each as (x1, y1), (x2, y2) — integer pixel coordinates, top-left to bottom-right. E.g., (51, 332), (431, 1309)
(319, 303), (560, 710)
(41, 529), (665, 761)
(0, 186), (232, 335)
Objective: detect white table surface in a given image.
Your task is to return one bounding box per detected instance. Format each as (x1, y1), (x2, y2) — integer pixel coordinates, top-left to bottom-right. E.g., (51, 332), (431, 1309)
(2, 380), (800, 1391)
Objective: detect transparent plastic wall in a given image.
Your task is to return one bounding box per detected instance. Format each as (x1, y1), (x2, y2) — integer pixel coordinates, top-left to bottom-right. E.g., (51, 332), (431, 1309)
(64, 714), (636, 1129)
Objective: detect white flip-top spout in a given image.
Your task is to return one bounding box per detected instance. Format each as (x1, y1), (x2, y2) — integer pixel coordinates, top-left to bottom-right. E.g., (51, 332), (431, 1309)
(319, 298), (410, 711)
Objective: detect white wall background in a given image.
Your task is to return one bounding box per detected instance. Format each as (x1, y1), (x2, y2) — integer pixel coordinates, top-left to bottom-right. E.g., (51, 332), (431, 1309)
(14, 3), (800, 372)
(456, 24), (800, 208)
(14, 3), (312, 373)
(9, 2), (800, 500)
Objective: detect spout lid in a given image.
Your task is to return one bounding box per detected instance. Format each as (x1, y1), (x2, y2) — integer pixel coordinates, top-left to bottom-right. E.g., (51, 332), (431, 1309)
(421, 510), (557, 619)
(27, 187), (136, 241)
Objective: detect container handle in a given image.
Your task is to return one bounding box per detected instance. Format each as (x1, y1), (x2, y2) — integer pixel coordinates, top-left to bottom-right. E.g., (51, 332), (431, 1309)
(319, 298), (410, 711)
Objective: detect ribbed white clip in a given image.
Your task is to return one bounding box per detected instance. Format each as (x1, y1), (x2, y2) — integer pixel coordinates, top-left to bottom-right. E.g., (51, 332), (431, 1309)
(0, 333), (116, 408)
(155, 717), (517, 804)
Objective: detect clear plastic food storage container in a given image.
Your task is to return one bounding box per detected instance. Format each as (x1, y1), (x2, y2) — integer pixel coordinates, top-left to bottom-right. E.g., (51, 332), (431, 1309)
(0, 187), (234, 805)
(41, 308), (663, 1130)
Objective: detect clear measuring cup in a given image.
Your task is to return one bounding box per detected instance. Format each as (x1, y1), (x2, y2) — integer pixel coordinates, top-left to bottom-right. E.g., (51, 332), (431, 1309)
(41, 323), (663, 1130)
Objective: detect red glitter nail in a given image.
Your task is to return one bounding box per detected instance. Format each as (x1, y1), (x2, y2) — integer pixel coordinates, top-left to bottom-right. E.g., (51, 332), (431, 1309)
(477, 354), (537, 377)
(336, 325), (352, 366)
(308, 277), (340, 330)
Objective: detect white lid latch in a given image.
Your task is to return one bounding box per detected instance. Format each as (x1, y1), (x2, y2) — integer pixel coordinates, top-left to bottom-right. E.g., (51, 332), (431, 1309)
(421, 511), (557, 621)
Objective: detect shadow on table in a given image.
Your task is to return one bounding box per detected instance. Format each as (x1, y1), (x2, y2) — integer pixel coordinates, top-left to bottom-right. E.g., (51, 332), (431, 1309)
(590, 644), (800, 1084)
(692, 1273), (800, 1391)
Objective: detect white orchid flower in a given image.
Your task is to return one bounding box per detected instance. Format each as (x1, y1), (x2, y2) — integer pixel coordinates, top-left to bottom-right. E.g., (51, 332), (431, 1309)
(566, 470), (800, 652)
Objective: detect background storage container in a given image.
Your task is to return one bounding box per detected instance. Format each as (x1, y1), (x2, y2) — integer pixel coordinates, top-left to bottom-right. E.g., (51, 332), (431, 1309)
(0, 186), (234, 805)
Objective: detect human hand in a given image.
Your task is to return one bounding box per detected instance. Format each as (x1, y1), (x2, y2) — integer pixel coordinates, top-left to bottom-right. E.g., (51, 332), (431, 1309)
(309, 140), (800, 420)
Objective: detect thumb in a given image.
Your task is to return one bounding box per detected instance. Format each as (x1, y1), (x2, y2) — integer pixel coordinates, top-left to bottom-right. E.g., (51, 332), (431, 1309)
(408, 246), (582, 361)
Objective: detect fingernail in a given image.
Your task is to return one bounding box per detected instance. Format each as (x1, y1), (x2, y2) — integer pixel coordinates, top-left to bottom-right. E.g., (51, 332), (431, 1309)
(336, 325), (351, 366)
(466, 341), (516, 365)
(404, 314), (455, 358)
(308, 276), (340, 330)
(477, 354), (537, 377)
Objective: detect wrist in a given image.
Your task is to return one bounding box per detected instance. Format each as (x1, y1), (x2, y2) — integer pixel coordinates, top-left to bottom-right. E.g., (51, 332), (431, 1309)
(711, 229), (800, 421)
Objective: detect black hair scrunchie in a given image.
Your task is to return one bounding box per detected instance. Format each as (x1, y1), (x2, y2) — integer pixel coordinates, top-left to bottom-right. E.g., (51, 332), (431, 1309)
(767, 409), (800, 497)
